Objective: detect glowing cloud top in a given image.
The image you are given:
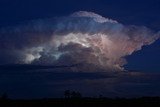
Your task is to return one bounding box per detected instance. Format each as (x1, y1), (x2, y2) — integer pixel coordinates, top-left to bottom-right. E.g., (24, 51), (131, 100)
(0, 11), (159, 72)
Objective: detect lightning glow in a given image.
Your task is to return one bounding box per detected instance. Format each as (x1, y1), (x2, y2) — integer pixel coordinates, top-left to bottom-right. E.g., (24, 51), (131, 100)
(0, 11), (159, 72)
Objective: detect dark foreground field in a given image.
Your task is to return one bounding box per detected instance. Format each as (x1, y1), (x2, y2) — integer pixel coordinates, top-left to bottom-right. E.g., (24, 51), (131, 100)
(1, 97), (160, 107)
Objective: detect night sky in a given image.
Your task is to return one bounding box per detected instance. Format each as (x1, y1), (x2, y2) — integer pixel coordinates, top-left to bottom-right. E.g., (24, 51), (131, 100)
(0, 0), (160, 99)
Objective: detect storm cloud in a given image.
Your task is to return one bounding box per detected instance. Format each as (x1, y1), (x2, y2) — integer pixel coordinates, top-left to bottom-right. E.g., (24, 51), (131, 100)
(0, 11), (159, 71)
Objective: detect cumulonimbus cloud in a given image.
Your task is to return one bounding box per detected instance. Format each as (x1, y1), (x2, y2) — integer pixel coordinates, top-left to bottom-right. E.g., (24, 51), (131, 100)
(0, 11), (159, 72)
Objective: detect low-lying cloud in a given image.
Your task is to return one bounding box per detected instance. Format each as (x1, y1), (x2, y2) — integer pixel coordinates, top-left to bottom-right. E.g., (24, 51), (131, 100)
(0, 11), (159, 72)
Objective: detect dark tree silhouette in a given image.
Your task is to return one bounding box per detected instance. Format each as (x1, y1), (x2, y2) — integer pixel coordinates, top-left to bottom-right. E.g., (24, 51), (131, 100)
(1, 92), (8, 100)
(99, 94), (103, 98)
(64, 90), (82, 98)
(71, 91), (77, 98)
(64, 90), (70, 98)
(71, 91), (82, 98)
(76, 92), (82, 98)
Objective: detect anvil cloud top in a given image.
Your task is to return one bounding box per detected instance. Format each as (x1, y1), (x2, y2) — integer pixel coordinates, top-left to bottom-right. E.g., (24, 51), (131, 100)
(0, 11), (159, 72)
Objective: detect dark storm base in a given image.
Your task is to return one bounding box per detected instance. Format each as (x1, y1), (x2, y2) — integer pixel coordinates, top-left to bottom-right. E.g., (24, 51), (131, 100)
(0, 97), (160, 107)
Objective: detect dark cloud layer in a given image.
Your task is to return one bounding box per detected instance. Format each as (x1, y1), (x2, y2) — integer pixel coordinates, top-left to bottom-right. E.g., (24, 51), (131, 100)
(0, 69), (160, 99)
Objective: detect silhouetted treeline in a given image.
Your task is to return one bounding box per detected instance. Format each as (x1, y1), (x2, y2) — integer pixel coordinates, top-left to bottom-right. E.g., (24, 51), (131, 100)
(1, 97), (160, 107)
(0, 91), (160, 107)
(64, 90), (82, 98)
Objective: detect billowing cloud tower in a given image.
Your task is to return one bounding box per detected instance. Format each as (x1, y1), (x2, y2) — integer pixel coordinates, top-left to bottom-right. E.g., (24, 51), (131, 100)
(0, 11), (159, 72)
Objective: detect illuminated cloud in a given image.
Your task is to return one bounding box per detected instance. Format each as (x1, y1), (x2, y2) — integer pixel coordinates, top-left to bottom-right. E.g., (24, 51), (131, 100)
(0, 11), (159, 71)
